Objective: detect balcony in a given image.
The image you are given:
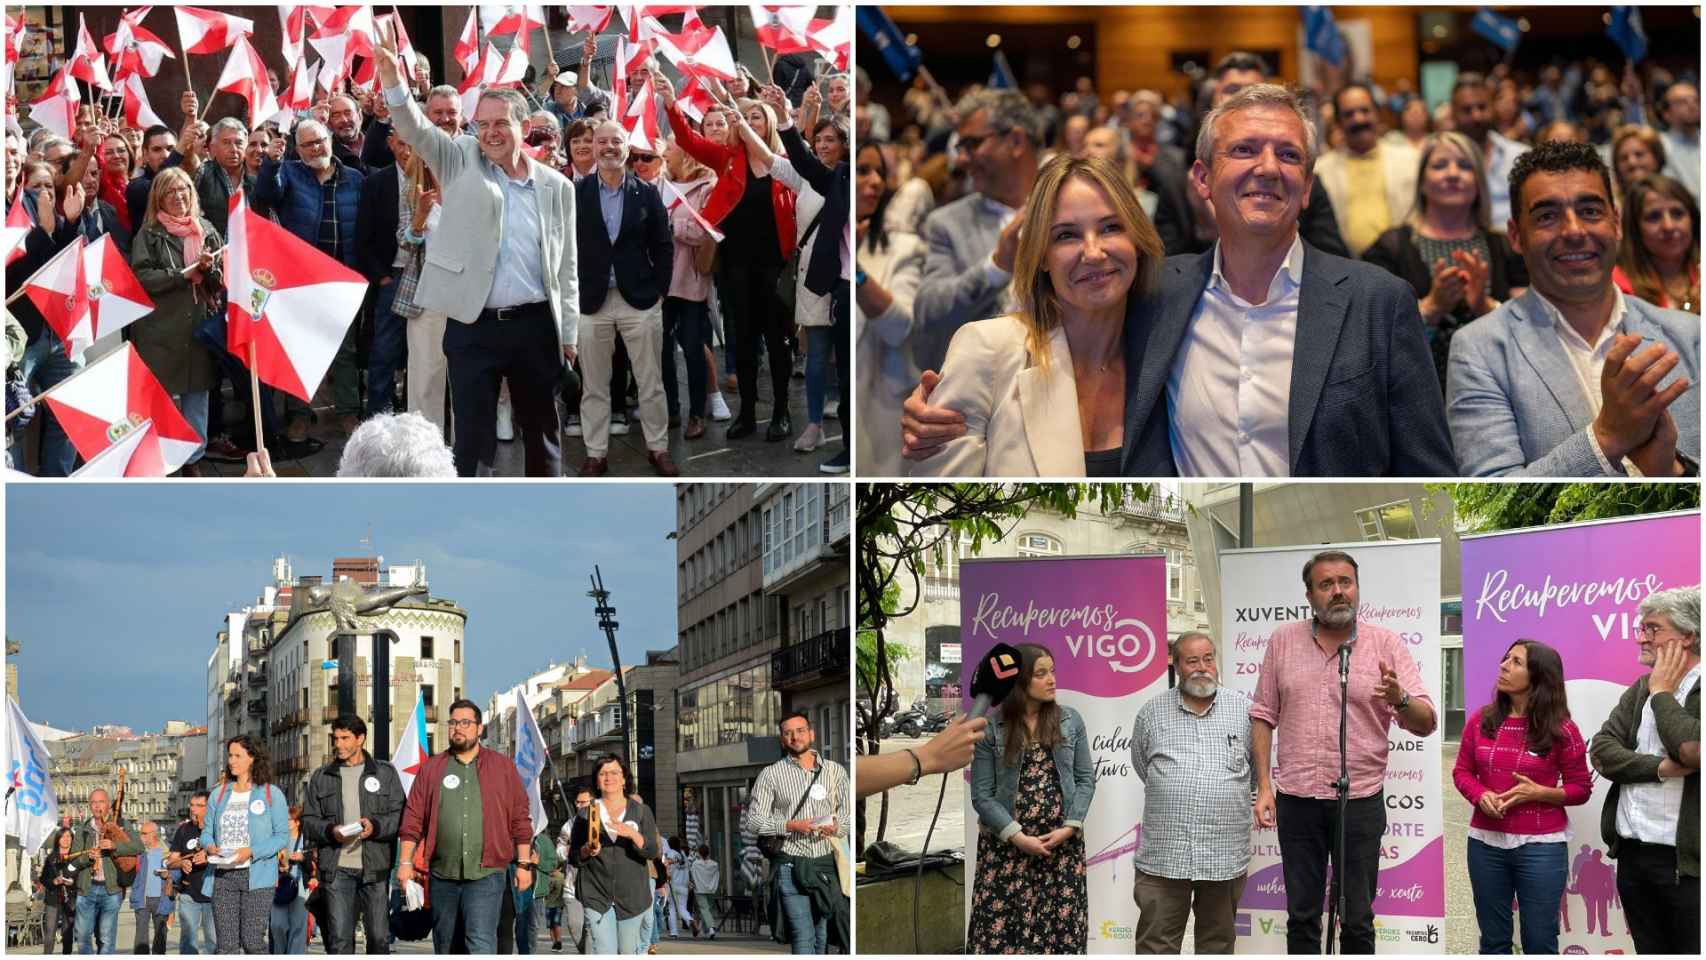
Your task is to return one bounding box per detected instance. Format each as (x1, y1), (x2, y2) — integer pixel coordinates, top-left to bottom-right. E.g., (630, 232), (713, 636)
(246, 701), (266, 718)
(322, 705), (340, 724)
(247, 665), (267, 687)
(424, 705), (440, 723)
(223, 681), (241, 704)
(1116, 495), (1187, 524)
(771, 627), (850, 691)
(923, 577), (958, 604)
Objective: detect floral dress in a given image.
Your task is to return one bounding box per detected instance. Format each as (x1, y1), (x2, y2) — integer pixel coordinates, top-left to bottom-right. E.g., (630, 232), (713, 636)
(967, 743), (1088, 954)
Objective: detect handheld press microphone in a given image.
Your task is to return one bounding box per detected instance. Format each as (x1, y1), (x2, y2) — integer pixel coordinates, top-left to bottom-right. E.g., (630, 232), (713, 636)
(968, 642), (1023, 719)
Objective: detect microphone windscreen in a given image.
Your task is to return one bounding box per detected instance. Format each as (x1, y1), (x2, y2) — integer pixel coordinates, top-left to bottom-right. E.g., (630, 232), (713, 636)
(969, 642), (1023, 706)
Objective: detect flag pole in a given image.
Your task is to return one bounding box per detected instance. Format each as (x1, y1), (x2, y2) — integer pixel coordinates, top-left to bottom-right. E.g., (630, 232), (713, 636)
(759, 44), (774, 85)
(247, 342), (265, 452)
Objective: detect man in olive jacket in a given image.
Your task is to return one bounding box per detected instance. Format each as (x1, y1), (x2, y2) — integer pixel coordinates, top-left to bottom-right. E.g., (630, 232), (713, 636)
(70, 787), (145, 953)
(302, 714), (407, 954)
(1589, 586), (1701, 955)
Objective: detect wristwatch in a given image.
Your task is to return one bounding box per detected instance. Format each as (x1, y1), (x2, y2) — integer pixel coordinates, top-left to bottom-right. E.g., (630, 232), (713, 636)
(1396, 690), (1411, 712)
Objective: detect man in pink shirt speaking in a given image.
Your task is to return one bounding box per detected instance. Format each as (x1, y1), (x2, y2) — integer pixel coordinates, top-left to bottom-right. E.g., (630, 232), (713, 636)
(1249, 550), (1437, 953)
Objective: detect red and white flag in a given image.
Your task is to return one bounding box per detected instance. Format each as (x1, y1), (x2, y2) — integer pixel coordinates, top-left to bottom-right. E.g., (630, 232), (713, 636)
(456, 43), (501, 118)
(673, 73), (717, 124)
(660, 176), (723, 242)
(174, 6), (255, 56)
(4, 195), (33, 267)
(27, 63), (79, 140)
(312, 4), (377, 60)
(82, 234), (156, 350)
(611, 36), (652, 121)
(809, 9), (850, 71)
(120, 70), (166, 129)
(42, 344), (203, 476)
(623, 75), (661, 153)
(21, 237), (90, 362)
(493, 42), (529, 86)
(279, 57), (314, 113)
(68, 14), (114, 91)
(224, 190), (368, 403)
(278, 5), (335, 68)
(653, 24), (736, 83)
(749, 4), (813, 52)
(3, 13), (22, 103)
(481, 4), (548, 37)
(69, 417), (156, 478)
(308, 31), (351, 93)
(213, 33), (280, 129)
(453, 7), (481, 77)
(105, 14), (176, 82)
(565, 5), (614, 35)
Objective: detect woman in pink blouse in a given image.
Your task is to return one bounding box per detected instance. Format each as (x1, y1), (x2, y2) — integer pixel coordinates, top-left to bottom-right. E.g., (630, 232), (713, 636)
(1453, 640), (1593, 954)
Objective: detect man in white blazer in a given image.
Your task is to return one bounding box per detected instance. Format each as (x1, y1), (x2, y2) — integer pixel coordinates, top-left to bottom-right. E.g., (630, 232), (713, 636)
(375, 28), (578, 477)
(1312, 83), (1418, 259)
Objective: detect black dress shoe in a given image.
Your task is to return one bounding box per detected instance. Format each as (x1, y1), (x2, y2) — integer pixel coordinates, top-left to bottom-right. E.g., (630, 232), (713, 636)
(726, 417), (757, 440)
(766, 410), (792, 441)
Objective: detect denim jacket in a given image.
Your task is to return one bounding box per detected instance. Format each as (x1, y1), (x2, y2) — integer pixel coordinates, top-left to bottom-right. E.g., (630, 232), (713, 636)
(199, 782), (291, 896)
(970, 705), (1097, 842)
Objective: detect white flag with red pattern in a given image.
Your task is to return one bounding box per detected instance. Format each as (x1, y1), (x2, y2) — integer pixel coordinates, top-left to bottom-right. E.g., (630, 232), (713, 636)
(20, 237), (91, 361)
(68, 417), (154, 477)
(174, 6), (255, 55)
(28, 62), (79, 140)
(453, 7), (481, 76)
(652, 23), (736, 83)
(224, 190), (367, 403)
(660, 177), (723, 243)
(68, 14), (114, 91)
(120, 70), (166, 129)
(4, 195), (32, 267)
(105, 11), (176, 82)
(42, 344), (202, 476)
(213, 33), (279, 129)
(623, 75), (661, 153)
(82, 234), (156, 350)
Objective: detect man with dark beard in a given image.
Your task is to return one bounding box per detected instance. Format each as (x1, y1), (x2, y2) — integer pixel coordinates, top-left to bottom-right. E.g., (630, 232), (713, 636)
(1248, 550), (1436, 954)
(1129, 632), (1255, 954)
(743, 713), (850, 954)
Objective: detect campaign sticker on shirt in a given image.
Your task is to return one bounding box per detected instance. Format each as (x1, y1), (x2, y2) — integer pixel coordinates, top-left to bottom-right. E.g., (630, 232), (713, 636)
(186, 839), (200, 850)
(364, 776), (381, 793)
(444, 774), (461, 790)
(250, 800), (266, 815)
(808, 784), (829, 802)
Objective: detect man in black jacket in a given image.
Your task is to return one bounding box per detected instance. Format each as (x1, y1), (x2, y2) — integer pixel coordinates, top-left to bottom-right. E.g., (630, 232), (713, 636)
(354, 129), (412, 419)
(573, 119), (676, 478)
(302, 714), (407, 954)
(764, 83), (850, 475)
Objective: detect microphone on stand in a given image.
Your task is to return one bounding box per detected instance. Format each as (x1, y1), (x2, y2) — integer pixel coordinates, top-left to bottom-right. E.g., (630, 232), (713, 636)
(1339, 639), (1352, 685)
(967, 642), (1023, 720)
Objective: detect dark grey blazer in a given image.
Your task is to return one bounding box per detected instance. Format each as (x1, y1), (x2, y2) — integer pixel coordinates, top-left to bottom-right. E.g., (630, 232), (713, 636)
(1120, 242), (1457, 476)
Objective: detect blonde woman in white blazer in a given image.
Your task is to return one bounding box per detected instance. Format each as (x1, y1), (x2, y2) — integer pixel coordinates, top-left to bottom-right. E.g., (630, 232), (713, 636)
(909, 155), (1165, 478)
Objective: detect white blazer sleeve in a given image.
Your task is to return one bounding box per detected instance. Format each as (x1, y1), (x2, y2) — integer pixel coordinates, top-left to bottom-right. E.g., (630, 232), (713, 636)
(907, 319), (1015, 477)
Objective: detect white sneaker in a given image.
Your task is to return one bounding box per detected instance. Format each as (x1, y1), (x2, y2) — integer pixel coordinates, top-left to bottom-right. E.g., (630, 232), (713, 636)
(825, 400), (840, 419)
(565, 414), (582, 438)
(793, 422), (824, 452)
(610, 412), (630, 436)
(496, 398), (515, 441)
(708, 392), (732, 421)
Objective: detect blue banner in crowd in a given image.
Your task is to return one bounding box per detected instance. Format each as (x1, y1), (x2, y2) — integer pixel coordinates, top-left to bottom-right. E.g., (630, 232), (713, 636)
(989, 50), (1017, 90)
(1303, 6), (1348, 69)
(857, 6), (923, 83)
(1471, 7), (1523, 54)
(1608, 6), (1649, 62)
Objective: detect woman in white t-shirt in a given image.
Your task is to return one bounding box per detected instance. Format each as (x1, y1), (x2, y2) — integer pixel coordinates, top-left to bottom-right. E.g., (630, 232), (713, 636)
(200, 735), (290, 954)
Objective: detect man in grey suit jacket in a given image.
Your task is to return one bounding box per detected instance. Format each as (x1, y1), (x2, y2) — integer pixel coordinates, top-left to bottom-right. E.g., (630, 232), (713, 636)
(1448, 141), (1699, 477)
(911, 89), (1041, 372)
(901, 84), (1454, 477)
(374, 27), (578, 477)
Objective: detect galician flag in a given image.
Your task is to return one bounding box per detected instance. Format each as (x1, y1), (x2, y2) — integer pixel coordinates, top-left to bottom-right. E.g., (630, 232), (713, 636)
(514, 688), (550, 838)
(5, 696), (61, 853)
(391, 689), (428, 796)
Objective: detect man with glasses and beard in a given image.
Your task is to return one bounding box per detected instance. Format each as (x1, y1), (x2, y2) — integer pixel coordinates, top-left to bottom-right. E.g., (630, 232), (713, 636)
(1248, 550), (1436, 954)
(396, 699), (534, 954)
(744, 713), (849, 955)
(1128, 632), (1255, 954)
(1312, 83), (1418, 259)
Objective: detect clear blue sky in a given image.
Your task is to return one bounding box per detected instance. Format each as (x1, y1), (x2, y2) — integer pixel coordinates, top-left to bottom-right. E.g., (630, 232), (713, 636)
(6, 483), (679, 733)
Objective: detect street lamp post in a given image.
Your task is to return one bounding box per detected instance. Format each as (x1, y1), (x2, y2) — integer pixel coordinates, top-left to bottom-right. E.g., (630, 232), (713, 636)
(587, 566), (630, 769)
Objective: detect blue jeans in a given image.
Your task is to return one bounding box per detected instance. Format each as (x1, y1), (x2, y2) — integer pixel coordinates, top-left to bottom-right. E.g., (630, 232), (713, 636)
(777, 864), (828, 954)
(661, 297), (709, 419)
(646, 894), (663, 946)
(803, 326), (834, 424)
(584, 906), (646, 954)
(174, 390), (209, 464)
(177, 898), (216, 954)
(75, 882), (122, 953)
(268, 897), (307, 954)
(367, 280), (407, 417)
(1467, 838), (1567, 954)
(430, 870), (506, 954)
(20, 330), (80, 475)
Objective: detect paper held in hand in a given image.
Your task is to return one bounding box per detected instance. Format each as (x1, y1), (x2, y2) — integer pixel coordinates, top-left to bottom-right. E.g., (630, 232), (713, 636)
(336, 822), (364, 839)
(206, 851), (240, 867)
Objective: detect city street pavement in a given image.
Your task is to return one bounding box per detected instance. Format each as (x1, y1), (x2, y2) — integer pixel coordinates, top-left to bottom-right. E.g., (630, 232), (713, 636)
(191, 350), (842, 478)
(863, 737), (1484, 954)
(18, 910), (786, 955)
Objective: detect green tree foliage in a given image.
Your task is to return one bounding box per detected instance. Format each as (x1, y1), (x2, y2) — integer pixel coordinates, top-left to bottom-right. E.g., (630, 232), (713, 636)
(1435, 482), (1700, 532)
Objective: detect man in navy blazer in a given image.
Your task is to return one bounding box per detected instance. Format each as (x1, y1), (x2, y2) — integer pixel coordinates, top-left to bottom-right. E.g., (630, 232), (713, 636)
(1448, 140), (1699, 476)
(574, 120), (677, 477)
(901, 84), (1455, 477)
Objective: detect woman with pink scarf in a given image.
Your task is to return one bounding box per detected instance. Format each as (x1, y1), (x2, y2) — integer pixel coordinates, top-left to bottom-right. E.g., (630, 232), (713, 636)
(131, 167), (221, 476)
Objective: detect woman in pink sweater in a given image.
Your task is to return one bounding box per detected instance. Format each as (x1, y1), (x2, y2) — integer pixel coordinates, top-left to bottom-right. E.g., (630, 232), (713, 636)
(1453, 640), (1593, 954)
